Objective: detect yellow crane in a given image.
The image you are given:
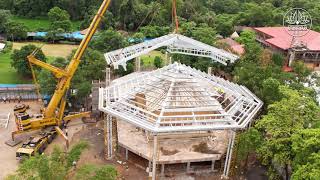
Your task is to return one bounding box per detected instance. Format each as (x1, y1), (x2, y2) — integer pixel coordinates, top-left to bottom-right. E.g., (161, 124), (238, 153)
(12, 0), (112, 145)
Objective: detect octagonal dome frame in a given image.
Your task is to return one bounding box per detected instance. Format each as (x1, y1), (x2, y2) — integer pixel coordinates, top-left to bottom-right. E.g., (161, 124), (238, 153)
(104, 34), (239, 70)
(99, 63), (262, 133)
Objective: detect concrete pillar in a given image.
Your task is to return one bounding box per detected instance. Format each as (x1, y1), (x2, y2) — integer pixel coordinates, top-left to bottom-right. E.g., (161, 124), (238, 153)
(125, 148), (129, 160)
(208, 67), (212, 75)
(106, 67), (111, 87)
(288, 50), (295, 66)
(161, 164), (165, 176)
(211, 160), (215, 171)
(135, 57), (141, 72)
(165, 52), (168, 65)
(187, 162), (191, 172)
(152, 135), (158, 180)
(223, 130), (236, 178)
(148, 160), (152, 173)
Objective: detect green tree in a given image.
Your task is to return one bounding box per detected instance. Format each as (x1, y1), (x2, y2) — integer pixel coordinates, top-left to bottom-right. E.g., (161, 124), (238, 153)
(236, 128), (263, 170)
(291, 153), (320, 180)
(75, 164), (117, 180)
(38, 57), (67, 95)
(48, 7), (72, 26)
(140, 25), (170, 38)
(292, 61), (312, 83)
(114, 61), (134, 77)
(154, 56), (163, 68)
(131, 32), (145, 43)
(214, 14), (235, 37)
(256, 86), (320, 180)
(291, 129), (320, 179)
(90, 28), (128, 52)
(261, 78), (282, 105)
(191, 24), (216, 46)
(11, 44), (47, 78)
(47, 7), (72, 41)
(70, 48), (107, 99)
(5, 21), (27, 40)
(236, 30), (256, 46)
(0, 9), (11, 33)
(207, 0), (240, 14)
(5, 141), (105, 180)
(272, 53), (285, 67)
(236, 3), (275, 26)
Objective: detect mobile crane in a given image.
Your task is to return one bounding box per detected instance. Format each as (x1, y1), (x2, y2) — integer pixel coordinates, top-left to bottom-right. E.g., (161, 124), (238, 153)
(12, 0), (112, 158)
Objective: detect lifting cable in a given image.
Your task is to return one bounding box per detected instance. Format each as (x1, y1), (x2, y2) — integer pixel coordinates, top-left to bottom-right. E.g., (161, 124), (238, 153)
(172, 0), (179, 33)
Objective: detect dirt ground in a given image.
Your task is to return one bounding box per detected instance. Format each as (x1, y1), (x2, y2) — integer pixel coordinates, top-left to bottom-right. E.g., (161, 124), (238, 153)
(13, 42), (78, 58)
(0, 101), (149, 180)
(0, 101), (42, 179)
(0, 101), (240, 180)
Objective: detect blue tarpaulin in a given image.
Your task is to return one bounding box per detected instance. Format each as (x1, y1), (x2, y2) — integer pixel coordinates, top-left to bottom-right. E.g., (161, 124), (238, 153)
(31, 31), (85, 40)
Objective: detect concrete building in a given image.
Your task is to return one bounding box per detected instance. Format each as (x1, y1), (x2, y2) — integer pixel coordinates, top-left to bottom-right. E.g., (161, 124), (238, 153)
(99, 63), (262, 179)
(254, 27), (320, 71)
(99, 34), (262, 179)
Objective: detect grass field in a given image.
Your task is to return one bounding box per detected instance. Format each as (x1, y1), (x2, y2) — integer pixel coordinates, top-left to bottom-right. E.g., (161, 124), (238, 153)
(0, 41), (77, 84)
(12, 16), (81, 32)
(141, 51), (165, 67)
(0, 52), (30, 84)
(13, 42), (78, 58)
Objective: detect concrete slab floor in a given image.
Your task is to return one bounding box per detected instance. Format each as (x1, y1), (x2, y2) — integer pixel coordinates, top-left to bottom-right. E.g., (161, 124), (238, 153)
(117, 120), (229, 164)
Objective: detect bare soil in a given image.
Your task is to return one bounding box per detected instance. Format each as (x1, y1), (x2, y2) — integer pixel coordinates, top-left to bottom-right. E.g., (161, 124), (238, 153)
(0, 101), (42, 179)
(0, 101), (250, 180)
(12, 42), (78, 58)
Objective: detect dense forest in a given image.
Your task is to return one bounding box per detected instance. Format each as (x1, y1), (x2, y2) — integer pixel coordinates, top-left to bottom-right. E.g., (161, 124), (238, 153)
(1, 0), (320, 33)
(2, 0), (320, 179)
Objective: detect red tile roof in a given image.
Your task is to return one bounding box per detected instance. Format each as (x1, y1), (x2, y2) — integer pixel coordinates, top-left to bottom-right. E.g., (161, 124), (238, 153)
(254, 27), (320, 51)
(218, 38), (245, 55)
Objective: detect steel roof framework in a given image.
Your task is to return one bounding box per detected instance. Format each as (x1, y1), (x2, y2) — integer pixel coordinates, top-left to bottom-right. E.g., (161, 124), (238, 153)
(99, 63), (262, 133)
(104, 34), (239, 70)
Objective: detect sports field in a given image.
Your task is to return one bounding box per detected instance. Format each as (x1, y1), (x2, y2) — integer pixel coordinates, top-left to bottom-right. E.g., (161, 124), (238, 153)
(12, 42), (78, 58)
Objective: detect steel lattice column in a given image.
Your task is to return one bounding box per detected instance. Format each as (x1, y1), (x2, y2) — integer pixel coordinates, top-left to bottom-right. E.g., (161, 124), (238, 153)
(104, 114), (118, 159)
(223, 130), (236, 178)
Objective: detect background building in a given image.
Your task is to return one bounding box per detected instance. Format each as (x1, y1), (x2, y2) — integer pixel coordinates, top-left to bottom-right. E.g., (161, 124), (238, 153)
(254, 27), (320, 71)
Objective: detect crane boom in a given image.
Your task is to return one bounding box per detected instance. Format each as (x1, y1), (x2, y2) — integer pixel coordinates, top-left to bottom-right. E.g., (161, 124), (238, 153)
(43, 0), (111, 118)
(12, 0), (112, 141)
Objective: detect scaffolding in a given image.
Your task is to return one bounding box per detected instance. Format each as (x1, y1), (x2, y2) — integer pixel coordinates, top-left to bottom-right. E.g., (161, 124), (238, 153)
(104, 34), (239, 70)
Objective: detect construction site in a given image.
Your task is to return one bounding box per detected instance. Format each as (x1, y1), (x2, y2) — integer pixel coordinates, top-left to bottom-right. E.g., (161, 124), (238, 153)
(0, 0), (264, 179)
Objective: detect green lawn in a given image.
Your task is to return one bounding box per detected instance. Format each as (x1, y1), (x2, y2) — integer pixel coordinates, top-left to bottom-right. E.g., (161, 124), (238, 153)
(0, 52), (30, 84)
(141, 51), (165, 68)
(12, 16), (81, 32)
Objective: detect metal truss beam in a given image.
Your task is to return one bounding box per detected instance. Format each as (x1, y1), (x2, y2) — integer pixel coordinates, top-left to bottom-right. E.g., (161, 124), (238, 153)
(99, 63), (262, 133)
(104, 34), (239, 70)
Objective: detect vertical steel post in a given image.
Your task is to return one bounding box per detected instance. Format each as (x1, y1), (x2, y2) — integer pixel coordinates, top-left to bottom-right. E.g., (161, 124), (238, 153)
(223, 130), (236, 178)
(152, 135), (158, 180)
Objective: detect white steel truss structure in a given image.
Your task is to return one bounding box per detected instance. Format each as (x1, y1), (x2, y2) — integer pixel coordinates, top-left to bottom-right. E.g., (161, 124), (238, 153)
(104, 34), (239, 70)
(99, 62), (262, 133)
